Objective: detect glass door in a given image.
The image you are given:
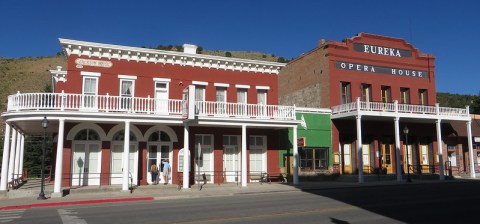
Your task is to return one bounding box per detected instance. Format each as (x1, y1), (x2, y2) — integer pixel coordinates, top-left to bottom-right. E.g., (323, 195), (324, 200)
(155, 82), (169, 114)
(72, 143), (101, 186)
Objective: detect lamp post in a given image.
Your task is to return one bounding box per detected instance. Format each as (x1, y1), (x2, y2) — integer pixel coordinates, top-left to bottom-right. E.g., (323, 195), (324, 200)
(38, 116), (48, 200)
(403, 126), (412, 183)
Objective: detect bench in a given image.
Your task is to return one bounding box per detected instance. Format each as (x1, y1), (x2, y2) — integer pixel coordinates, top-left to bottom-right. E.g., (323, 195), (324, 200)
(250, 172), (269, 184)
(265, 173), (287, 183)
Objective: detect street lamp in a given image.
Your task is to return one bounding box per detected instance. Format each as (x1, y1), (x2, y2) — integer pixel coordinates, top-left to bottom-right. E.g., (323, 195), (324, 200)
(403, 126), (412, 183)
(38, 116), (48, 200)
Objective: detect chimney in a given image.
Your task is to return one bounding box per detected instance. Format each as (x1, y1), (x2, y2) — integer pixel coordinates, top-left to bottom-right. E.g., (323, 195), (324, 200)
(183, 44), (198, 54)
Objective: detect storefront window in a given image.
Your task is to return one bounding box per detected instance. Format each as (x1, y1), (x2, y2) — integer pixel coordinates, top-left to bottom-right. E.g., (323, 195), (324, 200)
(299, 147), (328, 171)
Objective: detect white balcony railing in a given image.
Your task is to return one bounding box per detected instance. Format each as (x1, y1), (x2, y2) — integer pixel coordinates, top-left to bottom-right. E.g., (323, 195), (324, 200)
(194, 101), (296, 120)
(331, 100), (469, 118)
(6, 92), (296, 121)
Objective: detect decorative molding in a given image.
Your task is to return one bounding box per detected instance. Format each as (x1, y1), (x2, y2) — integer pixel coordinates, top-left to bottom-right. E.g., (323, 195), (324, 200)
(50, 66), (67, 83)
(153, 78), (171, 82)
(118, 74), (137, 80)
(235, 84), (250, 89)
(75, 58), (113, 68)
(255, 86), (270, 90)
(60, 38), (286, 74)
(192, 81), (208, 86)
(80, 71), (101, 77)
(214, 83), (230, 87)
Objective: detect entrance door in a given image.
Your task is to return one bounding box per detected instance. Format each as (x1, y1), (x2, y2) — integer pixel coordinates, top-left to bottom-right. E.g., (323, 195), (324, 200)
(362, 144), (370, 173)
(382, 143), (393, 173)
(155, 82), (169, 114)
(72, 143), (101, 186)
(341, 144), (352, 174)
(195, 135), (214, 184)
(224, 146), (240, 182)
(420, 145), (429, 173)
(147, 143), (171, 184)
(403, 144), (413, 174)
(110, 143), (138, 185)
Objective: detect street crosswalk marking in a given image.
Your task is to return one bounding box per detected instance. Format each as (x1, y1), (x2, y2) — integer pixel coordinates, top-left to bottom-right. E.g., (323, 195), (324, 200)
(0, 209), (25, 223)
(58, 208), (88, 224)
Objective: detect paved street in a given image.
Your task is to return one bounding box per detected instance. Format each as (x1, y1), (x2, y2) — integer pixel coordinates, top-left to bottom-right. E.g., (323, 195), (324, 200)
(2, 181), (479, 224)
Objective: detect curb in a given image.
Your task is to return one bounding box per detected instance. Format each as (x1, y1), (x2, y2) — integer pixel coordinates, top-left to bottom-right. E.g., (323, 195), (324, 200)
(0, 197), (154, 211)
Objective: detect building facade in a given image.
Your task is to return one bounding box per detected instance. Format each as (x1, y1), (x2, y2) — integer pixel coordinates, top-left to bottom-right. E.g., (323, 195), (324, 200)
(1, 39), (301, 195)
(279, 33), (475, 182)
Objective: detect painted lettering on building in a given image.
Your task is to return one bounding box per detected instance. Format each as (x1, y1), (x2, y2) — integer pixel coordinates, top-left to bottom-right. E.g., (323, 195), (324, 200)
(353, 43), (412, 58)
(75, 58), (113, 68)
(335, 61), (428, 78)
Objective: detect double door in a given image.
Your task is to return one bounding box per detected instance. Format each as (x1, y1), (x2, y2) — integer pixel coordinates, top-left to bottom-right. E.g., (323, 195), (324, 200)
(147, 143), (171, 184)
(72, 142), (101, 186)
(110, 143), (138, 185)
(223, 146), (240, 182)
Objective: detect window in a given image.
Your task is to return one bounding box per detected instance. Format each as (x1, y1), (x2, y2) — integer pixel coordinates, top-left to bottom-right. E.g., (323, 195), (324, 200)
(195, 85), (206, 114)
(120, 79), (135, 110)
(447, 151), (457, 167)
(381, 86), (391, 103)
(195, 135), (213, 174)
(257, 90), (267, 117)
(82, 76), (98, 108)
(299, 147), (329, 171)
(400, 88), (410, 104)
(216, 87), (227, 115)
(154, 81), (169, 114)
(418, 89), (428, 105)
(340, 82), (351, 104)
(237, 88), (247, 116)
(361, 84), (372, 102)
(74, 129), (100, 141)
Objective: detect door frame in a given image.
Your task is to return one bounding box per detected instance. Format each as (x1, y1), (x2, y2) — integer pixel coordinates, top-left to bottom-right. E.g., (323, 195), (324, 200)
(110, 142), (138, 185)
(146, 142), (172, 184)
(72, 141), (102, 186)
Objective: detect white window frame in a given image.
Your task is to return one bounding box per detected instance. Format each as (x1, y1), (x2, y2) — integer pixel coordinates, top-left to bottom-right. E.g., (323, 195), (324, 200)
(249, 135), (267, 179)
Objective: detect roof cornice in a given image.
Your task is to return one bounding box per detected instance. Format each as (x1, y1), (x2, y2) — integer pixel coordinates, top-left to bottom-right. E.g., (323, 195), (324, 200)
(59, 38), (286, 74)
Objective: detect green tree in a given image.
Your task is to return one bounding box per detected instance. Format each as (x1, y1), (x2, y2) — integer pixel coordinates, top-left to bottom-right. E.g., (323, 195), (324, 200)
(225, 52), (232, 57)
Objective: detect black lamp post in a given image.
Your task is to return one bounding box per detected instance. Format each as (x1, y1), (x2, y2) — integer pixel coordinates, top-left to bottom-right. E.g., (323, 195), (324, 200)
(403, 126), (412, 183)
(38, 116), (48, 200)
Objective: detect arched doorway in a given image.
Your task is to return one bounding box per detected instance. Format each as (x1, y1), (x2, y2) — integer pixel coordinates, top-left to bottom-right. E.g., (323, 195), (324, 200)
(110, 130), (138, 185)
(72, 129), (102, 186)
(147, 130), (173, 184)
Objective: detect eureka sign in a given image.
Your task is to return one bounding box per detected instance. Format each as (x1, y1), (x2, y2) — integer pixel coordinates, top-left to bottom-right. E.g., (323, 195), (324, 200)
(353, 43), (412, 58)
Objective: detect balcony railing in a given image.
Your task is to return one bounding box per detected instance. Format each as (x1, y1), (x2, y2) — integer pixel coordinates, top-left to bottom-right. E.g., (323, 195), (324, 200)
(194, 101), (295, 120)
(6, 92), (296, 121)
(331, 99), (469, 118)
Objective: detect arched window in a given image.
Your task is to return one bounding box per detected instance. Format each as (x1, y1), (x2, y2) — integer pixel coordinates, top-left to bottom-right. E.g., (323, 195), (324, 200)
(148, 131), (170, 142)
(112, 131), (137, 141)
(74, 129), (100, 141)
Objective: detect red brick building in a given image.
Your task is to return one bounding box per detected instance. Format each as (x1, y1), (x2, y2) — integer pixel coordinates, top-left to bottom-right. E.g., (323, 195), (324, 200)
(279, 33), (475, 182)
(0, 39), (300, 195)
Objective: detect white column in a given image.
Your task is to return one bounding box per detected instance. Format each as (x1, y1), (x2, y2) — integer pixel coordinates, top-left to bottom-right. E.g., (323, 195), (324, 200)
(436, 119), (445, 180)
(293, 126), (299, 185)
(183, 124), (190, 189)
(122, 121), (130, 191)
(8, 129), (17, 184)
(53, 119), (65, 195)
(18, 134), (25, 180)
(0, 123), (12, 191)
(467, 121), (476, 178)
(14, 131), (22, 181)
(241, 125), (247, 187)
(356, 115), (364, 183)
(394, 117), (402, 181)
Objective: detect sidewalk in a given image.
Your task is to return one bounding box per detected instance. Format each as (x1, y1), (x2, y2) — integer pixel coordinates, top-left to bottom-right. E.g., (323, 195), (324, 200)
(0, 178), (476, 210)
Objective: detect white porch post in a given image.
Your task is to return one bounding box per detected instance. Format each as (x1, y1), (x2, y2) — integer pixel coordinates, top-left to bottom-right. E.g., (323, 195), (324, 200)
(394, 117), (402, 181)
(241, 125), (247, 187)
(467, 120), (476, 178)
(183, 124), (190, 189)
(8, 129), (17, 185)
(19, 134), (25, 180)
(293, 126), (299, 185)
(122, 121), (130, 191)
(436, 119), (445, 180)
(0, 123), (12, 191)
(53, 119), (65, 196)
(14, 131), (21, 181)
(356, 115), (364, 183)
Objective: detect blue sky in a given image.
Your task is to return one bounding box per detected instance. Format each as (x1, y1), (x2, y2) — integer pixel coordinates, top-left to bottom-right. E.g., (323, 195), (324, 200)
(1, 0), (479, 95)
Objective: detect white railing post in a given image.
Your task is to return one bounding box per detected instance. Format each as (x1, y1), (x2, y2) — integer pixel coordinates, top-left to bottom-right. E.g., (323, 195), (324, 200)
(436, 103), (440, 116)
(105, 93), (110, 112)
(61, 90), (65, 111)
(394, 100), (398, 114)
(147, 95), (151, 114)
(356, 97), (361, 112)
(16, 91), (20, 112)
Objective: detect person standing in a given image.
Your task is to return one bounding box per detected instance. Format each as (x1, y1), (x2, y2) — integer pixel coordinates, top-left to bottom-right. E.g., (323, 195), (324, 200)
(150, 161), (159, 185)
(162, 159), (171, 185)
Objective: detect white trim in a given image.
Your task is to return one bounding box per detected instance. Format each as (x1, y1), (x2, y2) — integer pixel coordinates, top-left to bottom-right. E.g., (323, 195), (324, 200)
(118, 74), (137, 80)
(256, 86), (270, 90)
(235, 84), (250, 89)
(106, 124), (144, 141)
(192, 81), (208, 86)
(214, 83), (230, 87)
(153, 78), (171, 82)
(81, 71), (101, 77)
(296, 107), (332, 114)
(144, 125), (179, 142)
(66, 123), (108, 140)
